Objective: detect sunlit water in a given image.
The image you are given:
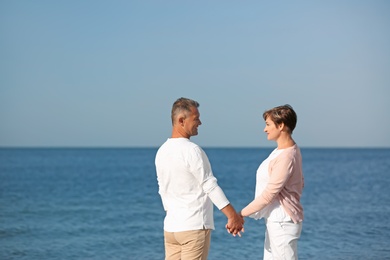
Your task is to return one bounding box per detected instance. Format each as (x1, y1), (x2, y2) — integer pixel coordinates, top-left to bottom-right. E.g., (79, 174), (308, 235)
(1, 148), (389, 259)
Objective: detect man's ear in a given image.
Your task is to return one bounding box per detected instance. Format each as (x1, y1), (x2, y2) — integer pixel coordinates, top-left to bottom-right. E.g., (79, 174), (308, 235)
(179, 116), (185, 126)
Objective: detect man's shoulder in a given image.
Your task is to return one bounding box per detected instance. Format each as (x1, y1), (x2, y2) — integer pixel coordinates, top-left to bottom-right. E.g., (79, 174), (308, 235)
(179, 140), (203, 155)
(158, 138), (201, 151)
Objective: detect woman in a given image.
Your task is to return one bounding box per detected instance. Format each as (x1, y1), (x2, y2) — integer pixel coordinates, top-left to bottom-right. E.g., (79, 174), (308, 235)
(240, 104), (304, 259)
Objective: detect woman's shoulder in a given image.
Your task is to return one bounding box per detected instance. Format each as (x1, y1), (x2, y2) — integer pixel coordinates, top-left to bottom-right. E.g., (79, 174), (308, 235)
(276, 144), (300, 160)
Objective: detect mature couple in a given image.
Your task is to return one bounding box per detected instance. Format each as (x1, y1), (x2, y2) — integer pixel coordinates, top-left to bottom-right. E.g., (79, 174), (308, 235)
(155, 97), (304, 260)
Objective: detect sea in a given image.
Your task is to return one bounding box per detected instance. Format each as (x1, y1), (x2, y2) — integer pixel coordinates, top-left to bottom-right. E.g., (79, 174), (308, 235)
(1, 147), (390, 260)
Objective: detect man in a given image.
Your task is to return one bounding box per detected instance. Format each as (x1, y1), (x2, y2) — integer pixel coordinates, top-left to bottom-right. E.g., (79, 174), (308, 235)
(155, 97), (244, 260)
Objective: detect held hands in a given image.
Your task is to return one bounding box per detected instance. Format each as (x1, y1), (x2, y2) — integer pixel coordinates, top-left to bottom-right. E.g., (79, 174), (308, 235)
(225, 212), (245, 237)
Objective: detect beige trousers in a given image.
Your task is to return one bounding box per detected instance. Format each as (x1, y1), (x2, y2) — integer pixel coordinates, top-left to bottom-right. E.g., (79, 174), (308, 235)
(164, 229), (211, 260)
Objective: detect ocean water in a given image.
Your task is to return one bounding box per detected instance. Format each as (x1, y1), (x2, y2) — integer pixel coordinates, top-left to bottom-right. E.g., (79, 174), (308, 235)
(1, 147), (390, 260)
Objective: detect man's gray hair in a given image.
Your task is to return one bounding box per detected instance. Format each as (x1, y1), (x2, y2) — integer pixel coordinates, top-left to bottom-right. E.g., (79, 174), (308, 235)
(171, 97), (199, 125)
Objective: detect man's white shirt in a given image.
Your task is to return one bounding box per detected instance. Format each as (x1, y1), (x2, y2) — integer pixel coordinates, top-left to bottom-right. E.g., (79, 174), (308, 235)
(155, 138), (229, 232)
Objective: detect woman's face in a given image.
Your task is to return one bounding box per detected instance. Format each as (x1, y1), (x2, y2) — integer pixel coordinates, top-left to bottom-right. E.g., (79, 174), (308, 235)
(264, 116), (281, 141)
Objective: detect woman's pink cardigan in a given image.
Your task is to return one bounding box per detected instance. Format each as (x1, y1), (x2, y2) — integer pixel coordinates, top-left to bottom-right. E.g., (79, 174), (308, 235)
(241, 145), (304, 223)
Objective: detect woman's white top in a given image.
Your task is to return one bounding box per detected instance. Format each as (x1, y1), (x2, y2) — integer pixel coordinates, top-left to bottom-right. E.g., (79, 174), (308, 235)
(250, 148), (292, 222)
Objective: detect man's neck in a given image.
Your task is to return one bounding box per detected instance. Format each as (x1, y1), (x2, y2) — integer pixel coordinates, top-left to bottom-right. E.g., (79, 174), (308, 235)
(171, 128), (190, 139)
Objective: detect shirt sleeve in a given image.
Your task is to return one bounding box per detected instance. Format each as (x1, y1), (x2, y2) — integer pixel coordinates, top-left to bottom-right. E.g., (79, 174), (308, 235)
(241, 151), (294, 217)
(189, 146), (230, 210)
(203, 178), (230, 210)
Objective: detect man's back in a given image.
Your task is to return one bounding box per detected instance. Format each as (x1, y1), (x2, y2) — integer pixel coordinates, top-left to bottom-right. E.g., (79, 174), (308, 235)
(155, 137), (216, 232)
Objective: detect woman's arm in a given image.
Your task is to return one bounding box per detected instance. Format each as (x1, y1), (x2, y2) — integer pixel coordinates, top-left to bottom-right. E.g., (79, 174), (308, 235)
(241, 152), (294, 217)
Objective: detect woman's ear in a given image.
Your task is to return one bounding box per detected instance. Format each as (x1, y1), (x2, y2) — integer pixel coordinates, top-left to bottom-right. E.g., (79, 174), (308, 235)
(279, 123), (285, 131)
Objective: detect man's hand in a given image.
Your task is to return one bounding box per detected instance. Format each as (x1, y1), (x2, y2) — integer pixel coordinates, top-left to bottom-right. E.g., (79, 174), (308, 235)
(225, 212), (245, 237)
(220, 204), (245, 237)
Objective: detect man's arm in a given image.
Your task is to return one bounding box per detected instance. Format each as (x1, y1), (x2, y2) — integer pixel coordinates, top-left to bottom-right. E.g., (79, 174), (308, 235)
(221, 204), (244, 237)
(191, 148), (244, 235)
(205, 183), (244, 237)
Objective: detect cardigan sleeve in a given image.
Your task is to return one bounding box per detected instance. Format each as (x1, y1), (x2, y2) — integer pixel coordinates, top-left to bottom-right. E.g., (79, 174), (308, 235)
(241, 151), (294, 217)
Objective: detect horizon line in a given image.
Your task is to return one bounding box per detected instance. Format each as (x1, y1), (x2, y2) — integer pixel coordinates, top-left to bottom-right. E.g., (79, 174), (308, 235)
(0, 146), (389, 149)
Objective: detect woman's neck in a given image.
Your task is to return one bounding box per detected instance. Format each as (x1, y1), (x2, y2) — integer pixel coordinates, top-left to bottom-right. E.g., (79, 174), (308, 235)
(276, 136), (296, 149)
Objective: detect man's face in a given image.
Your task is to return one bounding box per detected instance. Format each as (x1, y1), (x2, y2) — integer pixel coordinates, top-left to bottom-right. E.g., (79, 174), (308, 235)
(183, 107), (202, 137)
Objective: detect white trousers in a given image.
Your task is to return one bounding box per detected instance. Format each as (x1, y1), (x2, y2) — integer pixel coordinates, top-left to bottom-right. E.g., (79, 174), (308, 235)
(263, 219), (302, 260)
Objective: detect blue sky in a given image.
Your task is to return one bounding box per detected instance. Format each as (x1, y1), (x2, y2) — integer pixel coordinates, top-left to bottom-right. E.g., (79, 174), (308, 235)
(1, 1), (389, 148)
